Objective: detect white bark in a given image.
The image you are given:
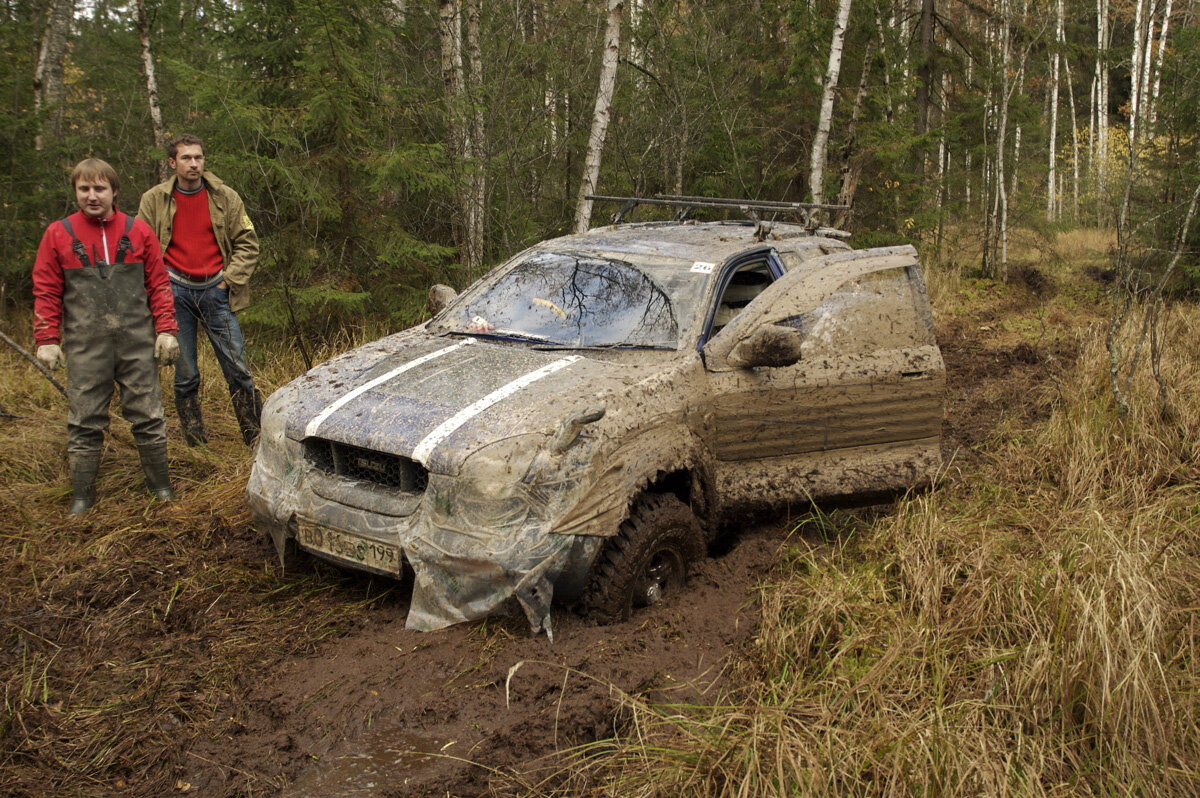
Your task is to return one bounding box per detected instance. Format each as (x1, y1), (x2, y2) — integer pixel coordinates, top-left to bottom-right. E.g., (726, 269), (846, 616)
(1141, 11), (1157, 104)
(136, 0), (166, 172)
(1130, 0), (1146, 144)
(1096, 0), (1109, 191)
(438, 0), (465, 161)
(1064, 56), (1081, 218)
(1149, 0), (1174, 126)
(809, 0), (854, 206)
(33, 0), (74, 151)
(834, 40), (875, 228)
(385, 0), (406, 26)
(438, 0), (473, 268)
(1047, 0), (1063, 220)
(574, 0), (624, 234)
(464, 0), (486, 273)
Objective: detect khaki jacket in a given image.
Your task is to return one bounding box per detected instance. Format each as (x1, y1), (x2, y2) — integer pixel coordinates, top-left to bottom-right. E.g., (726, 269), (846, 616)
(137, 171), (259, 312)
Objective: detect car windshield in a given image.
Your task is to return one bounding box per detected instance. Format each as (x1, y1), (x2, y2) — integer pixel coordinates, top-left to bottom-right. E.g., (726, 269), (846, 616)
(434, 251), (691, 348)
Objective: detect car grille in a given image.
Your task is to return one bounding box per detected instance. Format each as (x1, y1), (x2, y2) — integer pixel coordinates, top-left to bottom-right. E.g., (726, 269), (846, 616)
(304, 438), (429, 493)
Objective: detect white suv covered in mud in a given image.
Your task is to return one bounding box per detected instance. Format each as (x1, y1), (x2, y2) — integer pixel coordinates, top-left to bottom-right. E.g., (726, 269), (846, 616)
(247, 198), (944, 636)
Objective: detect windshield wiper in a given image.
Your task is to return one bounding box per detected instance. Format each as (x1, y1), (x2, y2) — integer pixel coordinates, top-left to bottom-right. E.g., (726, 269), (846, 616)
(449, 329), (560, 345)
(532, 342), (674, 351)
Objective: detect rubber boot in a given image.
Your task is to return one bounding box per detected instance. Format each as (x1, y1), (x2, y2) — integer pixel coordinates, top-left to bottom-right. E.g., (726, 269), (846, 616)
(177, 393), (207, 446)
(231, 387), (263, 446)
(137, 442), (175, 501)
(68, 452), (102, 515)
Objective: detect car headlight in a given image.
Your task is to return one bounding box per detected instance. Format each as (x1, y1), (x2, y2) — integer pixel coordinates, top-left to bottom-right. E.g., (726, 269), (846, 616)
(254, 382), (302, 479)
(427, 435), (563, 538)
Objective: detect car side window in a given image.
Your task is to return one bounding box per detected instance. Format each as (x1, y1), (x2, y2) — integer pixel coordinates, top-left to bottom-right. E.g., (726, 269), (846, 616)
(711, 261), (774, 336)
(789, 267), (934, 358)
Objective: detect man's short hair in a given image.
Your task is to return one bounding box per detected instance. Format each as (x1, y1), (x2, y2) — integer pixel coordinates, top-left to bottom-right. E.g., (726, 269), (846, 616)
(70, 158), (119, 193)
(167, 134), (204, 160)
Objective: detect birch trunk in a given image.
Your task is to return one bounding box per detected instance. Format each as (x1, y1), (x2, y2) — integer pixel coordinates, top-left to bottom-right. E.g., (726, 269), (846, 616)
(1148, 0), (1173, 127)
(1139, 6), (1156, 130)
(1130, 0), (1145, 144)
(464, 0), (486, 273)
(438, 0), (468, 264)
(1064, 57), (1081, 218)
(915, 0), (935, 140)
(574, 0), (624, 234)
(385, 0), (406, 26)
(1047, 0), (1063, 220)
(438, 1), (465, 157)
(809, 0), (853, 206)
(834, 40), (875, 229)
(986, 8), (1012, 279)
(1096, 0), (1109, 198)
(136, 0), (167, 178)
(33, 0), (73, 151)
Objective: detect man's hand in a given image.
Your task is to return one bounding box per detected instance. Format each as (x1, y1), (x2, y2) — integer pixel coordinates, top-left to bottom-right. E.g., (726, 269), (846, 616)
(36, 344), (64, 370)
(155, 333), (180, 366)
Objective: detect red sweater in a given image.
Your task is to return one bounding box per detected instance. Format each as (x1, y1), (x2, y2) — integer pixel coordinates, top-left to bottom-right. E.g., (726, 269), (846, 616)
(32, 210), (177, 346)
(164, 187), (225, 280)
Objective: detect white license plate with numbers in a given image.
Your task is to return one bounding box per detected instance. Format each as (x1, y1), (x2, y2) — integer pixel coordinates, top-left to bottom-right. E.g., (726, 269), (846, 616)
(296, 519), (401, 574)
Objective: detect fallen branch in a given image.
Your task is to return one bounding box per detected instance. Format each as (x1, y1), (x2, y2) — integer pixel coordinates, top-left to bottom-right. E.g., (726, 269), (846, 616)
(0, 330), (66, 396)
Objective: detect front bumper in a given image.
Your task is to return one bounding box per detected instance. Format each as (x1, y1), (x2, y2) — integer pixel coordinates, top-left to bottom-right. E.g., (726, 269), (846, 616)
(246, 450), (602, 638)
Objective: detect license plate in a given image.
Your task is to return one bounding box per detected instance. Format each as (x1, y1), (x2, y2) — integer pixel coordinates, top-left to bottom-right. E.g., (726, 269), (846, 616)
(296, 519), (401, 574)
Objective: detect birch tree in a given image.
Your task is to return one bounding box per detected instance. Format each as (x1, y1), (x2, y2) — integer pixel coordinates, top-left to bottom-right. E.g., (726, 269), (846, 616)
(135, 0), (167, 177)
(33, 0), (73, 151)
(438, 0), (480, 270)
(574, 0), (624, 234)
(1047, 0), (1064, 219)
(809, 0), (853, 206)
(1094, 0), (1109, 202)
(464, 0), (486, 272)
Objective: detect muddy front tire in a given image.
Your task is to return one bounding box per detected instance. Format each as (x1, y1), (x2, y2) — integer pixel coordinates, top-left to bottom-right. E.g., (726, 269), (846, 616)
(584, 493), (705, 623)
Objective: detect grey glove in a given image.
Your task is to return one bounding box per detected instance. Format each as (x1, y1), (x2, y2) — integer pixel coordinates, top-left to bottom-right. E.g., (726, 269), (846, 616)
(36, 344), (64, 370)
(155, 333), (180, 366)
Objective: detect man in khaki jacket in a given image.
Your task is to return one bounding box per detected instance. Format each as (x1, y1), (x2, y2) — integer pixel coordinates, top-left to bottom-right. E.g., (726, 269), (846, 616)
(138, 134), (263, 446)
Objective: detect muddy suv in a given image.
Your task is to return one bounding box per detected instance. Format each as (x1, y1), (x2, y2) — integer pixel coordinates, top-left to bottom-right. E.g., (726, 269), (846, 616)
(246, 197), (944, 636)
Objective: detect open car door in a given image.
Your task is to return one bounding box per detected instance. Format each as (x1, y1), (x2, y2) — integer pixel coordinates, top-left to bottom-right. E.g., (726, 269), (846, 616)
(702, 245), (944, 508)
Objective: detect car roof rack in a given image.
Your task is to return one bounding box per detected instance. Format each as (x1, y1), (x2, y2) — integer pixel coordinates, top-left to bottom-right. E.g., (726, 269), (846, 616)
(585, 194), (850, 238)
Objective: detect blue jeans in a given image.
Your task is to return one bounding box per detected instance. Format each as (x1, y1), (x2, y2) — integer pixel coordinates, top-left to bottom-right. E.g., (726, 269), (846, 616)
(172, 280), (256, 404)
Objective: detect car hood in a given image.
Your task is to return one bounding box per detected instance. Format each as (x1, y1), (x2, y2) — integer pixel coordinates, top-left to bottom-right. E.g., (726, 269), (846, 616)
(283, 333), (652, 473)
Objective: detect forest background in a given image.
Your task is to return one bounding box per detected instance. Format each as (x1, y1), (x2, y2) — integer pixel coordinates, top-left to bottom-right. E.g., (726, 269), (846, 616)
(3, 0), (1199, 342)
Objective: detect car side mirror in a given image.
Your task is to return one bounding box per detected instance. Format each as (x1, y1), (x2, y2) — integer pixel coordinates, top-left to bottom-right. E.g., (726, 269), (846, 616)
(428, 284), (458, 315)
(727, 324), (803, 369)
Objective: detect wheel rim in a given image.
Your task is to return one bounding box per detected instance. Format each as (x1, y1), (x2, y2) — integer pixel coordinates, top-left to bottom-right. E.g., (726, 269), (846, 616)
(634, 547), (685, 607)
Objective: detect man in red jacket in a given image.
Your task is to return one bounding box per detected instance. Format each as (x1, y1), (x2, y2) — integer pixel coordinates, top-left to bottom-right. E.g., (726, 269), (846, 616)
(32, 158), (181, 514)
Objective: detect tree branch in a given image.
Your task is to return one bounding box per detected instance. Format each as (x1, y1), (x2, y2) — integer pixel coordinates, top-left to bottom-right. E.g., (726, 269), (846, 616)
(0, 331), (67, 397)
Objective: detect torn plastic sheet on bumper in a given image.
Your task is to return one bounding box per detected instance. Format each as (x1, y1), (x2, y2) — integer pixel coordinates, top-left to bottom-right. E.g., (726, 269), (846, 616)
(249, 460), (604, 638)
(404, 528), (580, 640)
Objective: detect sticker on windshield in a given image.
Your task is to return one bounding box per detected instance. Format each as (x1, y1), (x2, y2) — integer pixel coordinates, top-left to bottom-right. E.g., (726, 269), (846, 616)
(691, 261), (716, 274)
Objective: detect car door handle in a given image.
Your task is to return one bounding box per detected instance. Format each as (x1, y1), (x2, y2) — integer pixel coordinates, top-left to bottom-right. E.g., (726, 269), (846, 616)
(901, 371), (925, 378)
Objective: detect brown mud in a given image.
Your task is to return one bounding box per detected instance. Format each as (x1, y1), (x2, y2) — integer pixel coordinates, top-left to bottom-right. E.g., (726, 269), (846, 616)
(0, 280), (1079, 797)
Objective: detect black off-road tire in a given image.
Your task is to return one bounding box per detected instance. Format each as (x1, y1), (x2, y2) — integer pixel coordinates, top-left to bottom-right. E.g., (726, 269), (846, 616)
(584, 493), (705, 623)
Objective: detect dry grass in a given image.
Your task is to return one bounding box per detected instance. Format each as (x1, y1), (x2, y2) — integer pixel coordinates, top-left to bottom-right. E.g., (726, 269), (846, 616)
(0, 320), (392, 796)
(549, 270), (1200, 795)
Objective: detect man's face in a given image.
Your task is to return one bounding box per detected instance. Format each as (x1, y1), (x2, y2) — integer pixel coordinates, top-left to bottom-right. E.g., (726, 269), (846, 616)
(169, 144), (205, 188)
(75, 177), (115, 220)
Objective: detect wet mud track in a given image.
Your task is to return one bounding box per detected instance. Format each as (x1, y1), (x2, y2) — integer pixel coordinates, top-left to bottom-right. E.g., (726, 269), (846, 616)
(187, 531), (786, 796)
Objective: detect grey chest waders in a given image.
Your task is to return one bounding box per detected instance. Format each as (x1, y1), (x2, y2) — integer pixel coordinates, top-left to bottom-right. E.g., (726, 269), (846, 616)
(59, 217), (173, 513)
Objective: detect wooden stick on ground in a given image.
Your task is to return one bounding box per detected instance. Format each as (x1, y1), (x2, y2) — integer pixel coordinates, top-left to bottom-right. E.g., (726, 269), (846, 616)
(0, 330), (67, 397)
